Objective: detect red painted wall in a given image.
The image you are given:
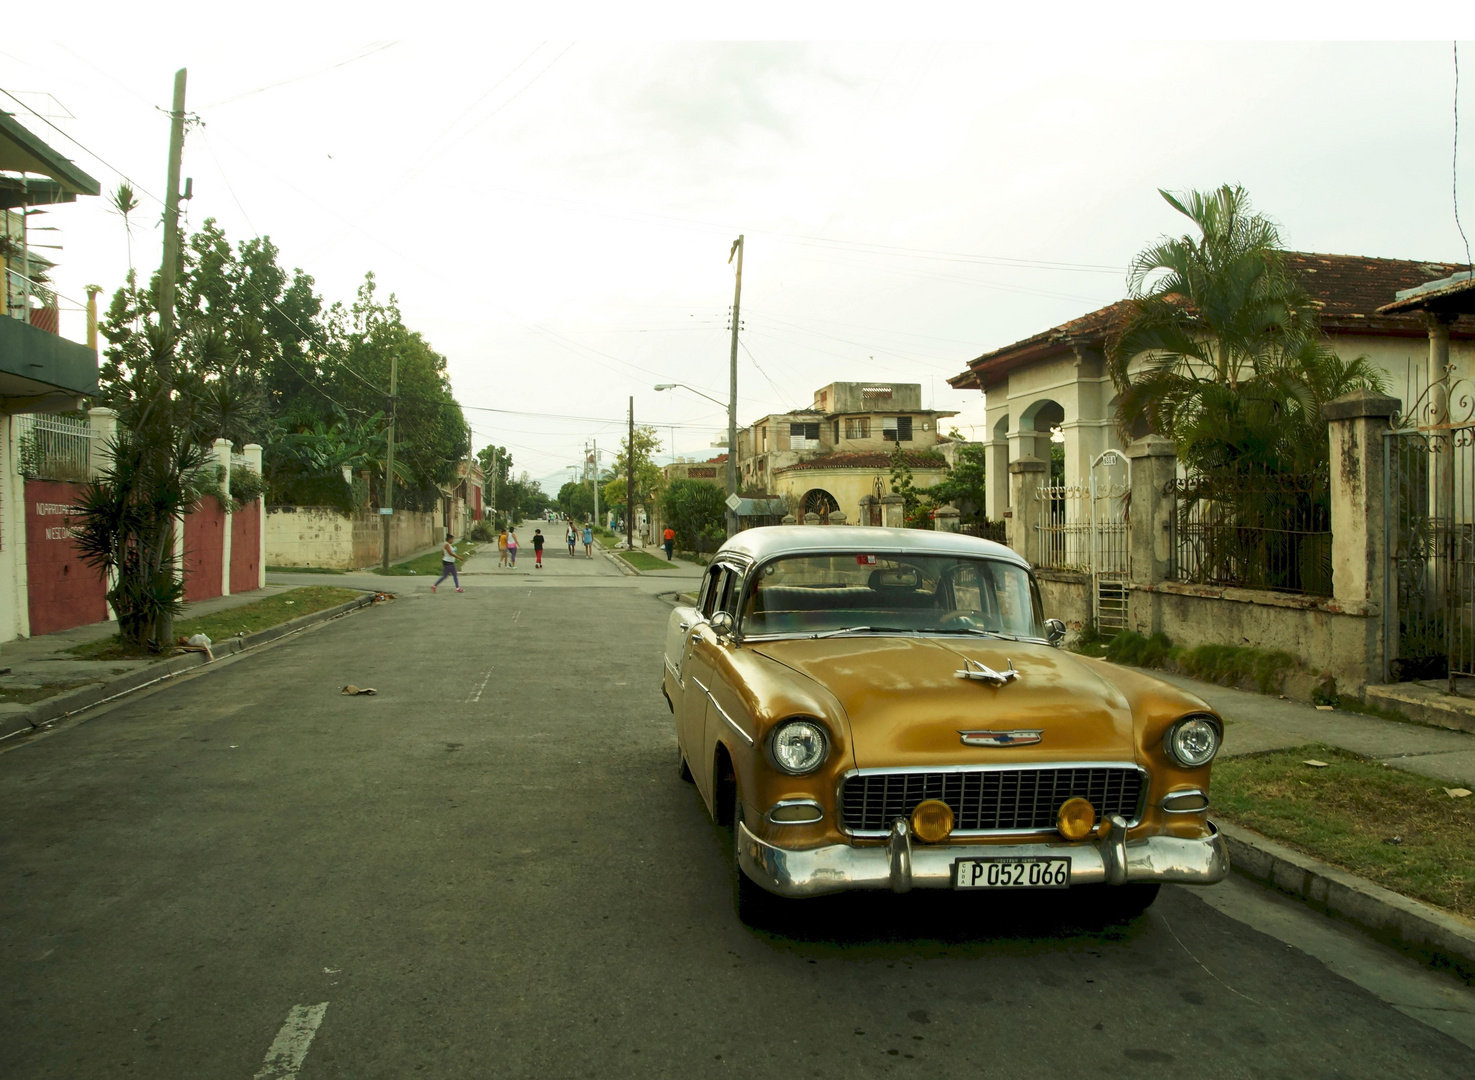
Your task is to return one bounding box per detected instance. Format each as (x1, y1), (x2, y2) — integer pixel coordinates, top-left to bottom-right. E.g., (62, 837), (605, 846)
(230, 499), (261, 595)
(183, 496), (225, 602)
(24, 480), (108, 636)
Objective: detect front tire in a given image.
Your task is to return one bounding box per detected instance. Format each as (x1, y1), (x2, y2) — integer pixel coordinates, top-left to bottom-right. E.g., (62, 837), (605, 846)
(1095, 883), (1161, 923)
(732, 790), (783, 929)
(678, 745), (694, 783)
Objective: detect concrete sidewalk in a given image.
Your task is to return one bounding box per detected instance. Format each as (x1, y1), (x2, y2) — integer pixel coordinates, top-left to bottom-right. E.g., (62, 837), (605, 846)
(1142, 668), (1475, 789)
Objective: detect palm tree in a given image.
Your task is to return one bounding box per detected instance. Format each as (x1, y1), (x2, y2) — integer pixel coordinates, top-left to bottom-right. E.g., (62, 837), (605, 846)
(1108, 185), (1384, 476)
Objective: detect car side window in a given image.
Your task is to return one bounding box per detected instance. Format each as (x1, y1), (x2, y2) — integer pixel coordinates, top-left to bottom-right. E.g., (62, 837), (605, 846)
(717, 566), (744, 615)
(700, 567), (729, 618)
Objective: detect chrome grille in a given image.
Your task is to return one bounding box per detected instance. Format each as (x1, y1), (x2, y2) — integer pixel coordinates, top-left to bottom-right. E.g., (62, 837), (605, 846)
(839, 766), (1145, 835)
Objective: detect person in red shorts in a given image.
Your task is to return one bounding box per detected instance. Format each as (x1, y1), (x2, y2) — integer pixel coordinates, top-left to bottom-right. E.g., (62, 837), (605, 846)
(532, 528), (545, 569)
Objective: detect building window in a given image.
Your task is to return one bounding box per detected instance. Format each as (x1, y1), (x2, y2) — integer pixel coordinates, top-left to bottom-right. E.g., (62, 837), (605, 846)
(845, 417), (871, 439)
(790, 421), (820, 450)
(882, 416), (913, 442)
(762, 426), (768, 452)
(834, 420), (840, 443)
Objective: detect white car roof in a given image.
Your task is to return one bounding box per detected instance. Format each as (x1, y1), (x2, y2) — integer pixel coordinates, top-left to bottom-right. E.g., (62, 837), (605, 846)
(713, 525), (1028, 569)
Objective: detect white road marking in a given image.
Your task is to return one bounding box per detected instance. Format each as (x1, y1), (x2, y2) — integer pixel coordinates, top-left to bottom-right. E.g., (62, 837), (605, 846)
(511, 610), (522, 623)
(467, 669), (493, 703)
(253, 1002), (329, 1080)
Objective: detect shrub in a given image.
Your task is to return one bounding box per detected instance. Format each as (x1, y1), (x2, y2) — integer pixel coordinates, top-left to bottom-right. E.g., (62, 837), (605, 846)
(470, 519), (495, 541)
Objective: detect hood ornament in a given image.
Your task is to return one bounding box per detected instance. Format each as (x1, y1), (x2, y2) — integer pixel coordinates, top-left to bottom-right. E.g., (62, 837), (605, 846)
(954, 657), (1019, 686)
(959, 729), (1043, 747)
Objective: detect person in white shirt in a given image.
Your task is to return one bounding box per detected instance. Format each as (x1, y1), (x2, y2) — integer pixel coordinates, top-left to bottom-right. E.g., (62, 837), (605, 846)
(432, 534), (464, 593)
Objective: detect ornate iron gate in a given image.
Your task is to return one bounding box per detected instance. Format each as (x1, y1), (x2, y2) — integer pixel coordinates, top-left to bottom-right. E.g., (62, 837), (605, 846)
(1034, 450), (1130, 634)
(1384, 376), (1475, 687)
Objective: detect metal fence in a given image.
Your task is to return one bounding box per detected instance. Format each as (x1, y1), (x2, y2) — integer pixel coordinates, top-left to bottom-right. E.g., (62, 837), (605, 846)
(15, 413), (93, 482)
(1036, 483), (1094, 571)
(961, 520), (1007, 544)
(1169, 471), (1332, 596)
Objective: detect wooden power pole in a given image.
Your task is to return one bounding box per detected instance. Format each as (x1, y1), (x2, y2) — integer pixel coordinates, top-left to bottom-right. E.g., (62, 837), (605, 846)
(158, 68), (188, 333)
(626, 396), (635, 551)
(380, 350), (398, 571)
(726, 235), (743, 538)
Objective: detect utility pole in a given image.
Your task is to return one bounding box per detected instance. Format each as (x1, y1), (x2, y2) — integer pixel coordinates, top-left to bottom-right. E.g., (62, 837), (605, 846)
(380, 350), (398, 571)
(627, 396), (635, 550)
(159, 68), (188, 333)
(591, 439), (600, 531)
(726, 235), (744, 538)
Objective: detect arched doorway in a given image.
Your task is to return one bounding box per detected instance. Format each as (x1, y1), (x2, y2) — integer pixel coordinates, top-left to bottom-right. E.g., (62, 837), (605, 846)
(802, 488), (839, 518)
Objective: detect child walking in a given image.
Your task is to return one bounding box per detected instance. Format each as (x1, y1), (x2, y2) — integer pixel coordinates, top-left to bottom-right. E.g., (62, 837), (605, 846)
(582, 523), (594, 559)
(497, 527), (509, 567)
(431, 533), (464, 592)
(507, 528), (519, 567)
(532, 528), (545, 569)
(566, 524), (577, 557)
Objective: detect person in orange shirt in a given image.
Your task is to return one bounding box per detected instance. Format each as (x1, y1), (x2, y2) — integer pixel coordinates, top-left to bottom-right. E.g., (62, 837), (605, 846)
(662, 526), (675, 561)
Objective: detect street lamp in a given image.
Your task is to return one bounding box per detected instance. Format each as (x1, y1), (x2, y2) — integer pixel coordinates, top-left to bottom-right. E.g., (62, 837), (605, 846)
(654, 382), (738, 535)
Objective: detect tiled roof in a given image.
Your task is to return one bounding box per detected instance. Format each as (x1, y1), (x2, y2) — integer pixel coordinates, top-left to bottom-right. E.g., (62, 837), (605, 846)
(776, 451), (947, 473)
(949, 251), (1475, 390)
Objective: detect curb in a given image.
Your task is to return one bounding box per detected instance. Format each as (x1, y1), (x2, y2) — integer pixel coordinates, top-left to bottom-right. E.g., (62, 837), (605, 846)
(0, 594), (377, 742)
(1219, 819), (1475, 980)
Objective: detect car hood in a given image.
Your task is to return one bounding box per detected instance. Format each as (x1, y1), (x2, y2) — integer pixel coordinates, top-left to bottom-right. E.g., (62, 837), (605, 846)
(749, 636), (1135, 769)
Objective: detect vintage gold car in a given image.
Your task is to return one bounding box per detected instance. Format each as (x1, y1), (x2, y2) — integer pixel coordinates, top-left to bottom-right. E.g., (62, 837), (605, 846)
(661, 526), (1229, 925)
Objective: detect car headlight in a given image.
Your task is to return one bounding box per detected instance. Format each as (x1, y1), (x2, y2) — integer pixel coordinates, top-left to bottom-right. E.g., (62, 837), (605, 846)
(769, 719), (829, 775)
(1163, 715), (1221, 768)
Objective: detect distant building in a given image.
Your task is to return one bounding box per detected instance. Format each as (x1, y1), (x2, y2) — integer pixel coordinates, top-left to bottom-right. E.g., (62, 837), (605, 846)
(735, 382), (960, 522)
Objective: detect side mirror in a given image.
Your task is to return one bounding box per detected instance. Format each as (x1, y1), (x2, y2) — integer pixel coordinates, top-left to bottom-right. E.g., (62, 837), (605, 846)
(709, 611), (735, 638)
(1045, 618), (1066, 647)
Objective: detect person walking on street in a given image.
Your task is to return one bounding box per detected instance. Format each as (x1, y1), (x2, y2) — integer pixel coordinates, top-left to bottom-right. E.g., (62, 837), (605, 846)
(507, 527), (519, 567)
(566, 524), (577, 557)
(431, 533), (464, 593)
(497, 527), (509, 567)
(533, 528), (545, 569)
(662, 525), (675, 561)
(582, 523), (594, 559)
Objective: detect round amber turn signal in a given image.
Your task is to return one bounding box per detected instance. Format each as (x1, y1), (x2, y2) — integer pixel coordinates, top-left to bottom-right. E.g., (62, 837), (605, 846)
(910, 799), (955, 843)
(1057, 797), (1097, 841)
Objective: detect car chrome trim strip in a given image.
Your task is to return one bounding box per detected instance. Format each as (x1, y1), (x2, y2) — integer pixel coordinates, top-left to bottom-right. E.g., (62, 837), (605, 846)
(693, 677), (754, 746)
(765, 799), (825, 825)
(836, 762), (1149, 838)
(735, 820), (1230, 898)
(1160, 788), (1210, 813)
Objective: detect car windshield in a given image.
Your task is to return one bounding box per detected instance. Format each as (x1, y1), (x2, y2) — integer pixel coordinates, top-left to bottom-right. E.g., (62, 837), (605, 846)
(740, 552), (1045, 639)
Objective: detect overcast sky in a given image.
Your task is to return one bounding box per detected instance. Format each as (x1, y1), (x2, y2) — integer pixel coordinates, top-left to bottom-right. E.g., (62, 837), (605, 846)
(8, 11), (1475, 493)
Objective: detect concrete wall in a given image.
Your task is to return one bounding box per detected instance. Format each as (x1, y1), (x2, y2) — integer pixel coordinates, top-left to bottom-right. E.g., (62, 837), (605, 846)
(265, 506), (439, 569)
(772, 464), (948, 524)
(1036, 569), (1092, 630)
(182, 496), (227, 603)
(1128, 582), (1378, 693)
(0, 416), (24, 641)
(23, 479), (108, 636)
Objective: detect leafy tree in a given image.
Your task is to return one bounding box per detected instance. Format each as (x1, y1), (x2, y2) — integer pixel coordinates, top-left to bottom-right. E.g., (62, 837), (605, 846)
(888, 445), (929, 529)
(558, 480), (595, 522)
(1108, 186), (1384, 476)
(662, 478), (726, 552)
(600, 425), (664, 528)
(924, 443), (987, 521)
(73, 325), (215, 651)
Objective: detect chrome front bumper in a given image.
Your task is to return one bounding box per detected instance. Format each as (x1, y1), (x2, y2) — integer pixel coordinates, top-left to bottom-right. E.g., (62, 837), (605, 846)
(736, 814), (1230, 898)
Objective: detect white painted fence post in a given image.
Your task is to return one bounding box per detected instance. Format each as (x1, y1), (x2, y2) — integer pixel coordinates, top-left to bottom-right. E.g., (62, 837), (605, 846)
(245, 444), (265, 589)
(215, 438), (232, 598)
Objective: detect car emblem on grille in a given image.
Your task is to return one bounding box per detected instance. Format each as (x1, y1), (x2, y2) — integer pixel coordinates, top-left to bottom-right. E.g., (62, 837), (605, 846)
(954, 657), (1019, 685)
(958, 729), (1043, 747)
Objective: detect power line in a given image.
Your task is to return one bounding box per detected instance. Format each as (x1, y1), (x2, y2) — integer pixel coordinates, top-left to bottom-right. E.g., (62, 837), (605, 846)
(202, 42), (399, 109)
(1456, 42), (1472, 272)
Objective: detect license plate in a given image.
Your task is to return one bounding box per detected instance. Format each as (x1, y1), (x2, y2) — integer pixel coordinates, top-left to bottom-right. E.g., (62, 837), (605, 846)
(953, 857), (1071, 890)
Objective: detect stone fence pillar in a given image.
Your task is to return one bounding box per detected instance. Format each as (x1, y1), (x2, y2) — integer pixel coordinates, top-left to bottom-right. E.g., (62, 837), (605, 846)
(880, 493), (905, 529)
(245, 443), (266, 589)
(87, 406), (118, 478)
(782, 514), (797, 525)
(215, 438), (233, 597)
(857, 495), (875, 526)
(826, 510), (847, 526)
(1325, 389), (1399, 615)
(1007, 456), (1046, 564)
(804, 512), (821, 525)
(1125, 436), (1177, 586)
(933, 504), (961, 532)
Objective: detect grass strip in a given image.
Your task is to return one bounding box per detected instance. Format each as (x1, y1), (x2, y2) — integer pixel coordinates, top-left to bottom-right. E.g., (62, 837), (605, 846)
(1213, 744), (1475, 918)
(619, 550), (680, 571)
(67, 586), (367, 660)
(371, 543), (478, 577)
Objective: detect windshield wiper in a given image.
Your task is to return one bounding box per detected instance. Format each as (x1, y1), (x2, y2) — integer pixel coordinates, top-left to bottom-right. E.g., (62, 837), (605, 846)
(925, 627), (1021, 640)
(812, 625), (914, 639)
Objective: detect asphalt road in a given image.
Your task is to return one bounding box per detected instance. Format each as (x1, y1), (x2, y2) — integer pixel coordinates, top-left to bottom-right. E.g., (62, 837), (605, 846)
(4, 549), (1474, 1078)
